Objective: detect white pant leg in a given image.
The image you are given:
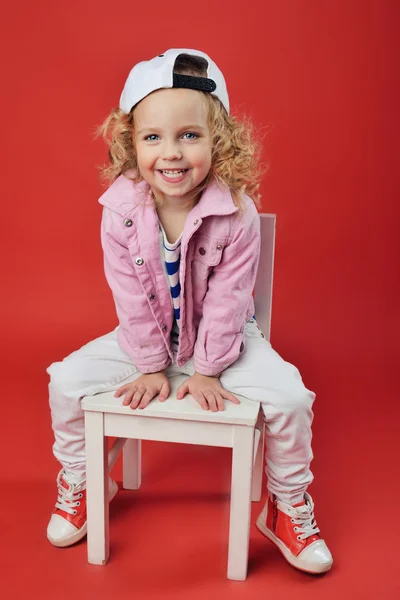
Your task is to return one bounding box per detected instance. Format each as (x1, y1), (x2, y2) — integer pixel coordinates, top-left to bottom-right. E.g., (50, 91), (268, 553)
(46, 326), (183, 473)
(218, 319), (316, 505)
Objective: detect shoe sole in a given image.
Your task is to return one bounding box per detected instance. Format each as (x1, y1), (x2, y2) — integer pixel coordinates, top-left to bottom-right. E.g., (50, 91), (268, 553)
(48, 480), (119, 548)
(255, 504), (333, 575)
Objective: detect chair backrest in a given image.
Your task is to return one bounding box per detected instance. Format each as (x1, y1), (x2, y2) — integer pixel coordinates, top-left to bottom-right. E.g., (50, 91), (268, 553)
(253, 214), (276, 342)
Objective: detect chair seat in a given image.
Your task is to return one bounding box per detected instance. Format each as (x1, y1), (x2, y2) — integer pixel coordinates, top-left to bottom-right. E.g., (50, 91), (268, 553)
(82, 374), (260, 426)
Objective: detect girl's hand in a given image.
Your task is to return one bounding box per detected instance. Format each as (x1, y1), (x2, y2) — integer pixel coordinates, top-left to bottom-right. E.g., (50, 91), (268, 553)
(114, 371), (171, 410)
(176, 373), (240, 412)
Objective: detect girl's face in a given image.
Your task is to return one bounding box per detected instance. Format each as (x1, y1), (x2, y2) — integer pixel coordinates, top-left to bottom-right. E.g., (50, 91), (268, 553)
(133, 88), (212, 209)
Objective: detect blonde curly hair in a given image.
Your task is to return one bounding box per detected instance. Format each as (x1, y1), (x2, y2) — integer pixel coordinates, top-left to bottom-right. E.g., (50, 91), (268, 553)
(94, 54), (266, 211)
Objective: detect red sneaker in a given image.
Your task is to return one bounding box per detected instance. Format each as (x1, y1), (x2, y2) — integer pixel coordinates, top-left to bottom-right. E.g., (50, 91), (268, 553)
(47, 469), (118, 548)
(256, 492), (333, 574)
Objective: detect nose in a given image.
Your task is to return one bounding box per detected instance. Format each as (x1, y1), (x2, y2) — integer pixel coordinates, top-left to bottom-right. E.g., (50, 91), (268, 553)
(161, 139), (182, 161)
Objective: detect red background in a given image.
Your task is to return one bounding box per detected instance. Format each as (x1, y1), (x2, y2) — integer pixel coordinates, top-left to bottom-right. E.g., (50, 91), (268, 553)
(1, 1), (398, 597)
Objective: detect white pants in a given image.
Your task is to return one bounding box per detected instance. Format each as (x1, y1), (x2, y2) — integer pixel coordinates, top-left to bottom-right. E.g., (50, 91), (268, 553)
(47, 319), (316, 505)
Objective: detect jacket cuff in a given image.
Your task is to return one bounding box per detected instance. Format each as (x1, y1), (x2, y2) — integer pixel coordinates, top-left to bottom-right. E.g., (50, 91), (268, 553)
(130, 352), (171, 374)
(193, 331), (245, 377)
(117, 330), (171, 373)
(193, 356), (232, 377)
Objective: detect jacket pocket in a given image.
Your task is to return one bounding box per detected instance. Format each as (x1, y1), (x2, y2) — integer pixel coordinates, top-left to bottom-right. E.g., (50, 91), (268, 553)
(192, 233), (225, 267)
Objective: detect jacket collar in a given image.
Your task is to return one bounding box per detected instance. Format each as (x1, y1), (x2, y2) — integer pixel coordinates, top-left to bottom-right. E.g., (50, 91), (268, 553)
(98, 169), (239, 219)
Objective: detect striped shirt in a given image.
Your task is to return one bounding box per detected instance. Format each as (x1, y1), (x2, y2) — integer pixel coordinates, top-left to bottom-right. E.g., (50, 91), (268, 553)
(158, 222), (183, 357)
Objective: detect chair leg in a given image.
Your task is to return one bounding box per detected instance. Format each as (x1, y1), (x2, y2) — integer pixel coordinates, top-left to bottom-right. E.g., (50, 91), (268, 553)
(251, 418), (266, 502)
(85, 411), (110, 565)
(227, 425), (254, 581)
(108, 437), (127, 472)
(123, 439), (142, 490)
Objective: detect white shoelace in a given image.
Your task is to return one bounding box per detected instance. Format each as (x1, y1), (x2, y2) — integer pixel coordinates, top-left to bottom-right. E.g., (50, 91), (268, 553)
(55, 470), (85, 516)
(288, 498), (320, 541)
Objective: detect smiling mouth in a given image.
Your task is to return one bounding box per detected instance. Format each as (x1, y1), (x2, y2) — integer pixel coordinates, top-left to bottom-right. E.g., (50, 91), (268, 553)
(158, 169), (189, 177)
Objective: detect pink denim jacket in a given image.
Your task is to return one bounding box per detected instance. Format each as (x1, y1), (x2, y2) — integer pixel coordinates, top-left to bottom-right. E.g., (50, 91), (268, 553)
(98, 170), (261, 377)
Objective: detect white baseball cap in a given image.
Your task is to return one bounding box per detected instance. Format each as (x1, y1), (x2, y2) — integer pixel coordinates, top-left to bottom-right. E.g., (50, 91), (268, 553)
(119, 48), (230, 115)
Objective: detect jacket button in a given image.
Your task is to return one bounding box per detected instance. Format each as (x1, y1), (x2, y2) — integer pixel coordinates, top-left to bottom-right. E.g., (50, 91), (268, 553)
(193, 219), (199, 225)
(199, 247), (206, 255)
(240, 342), (244, 352)
(124, 219), (133, 227)
(135, 257), (144, 265)
(217, 244), (223, 251)
(260, 333), (265, 338)
(149, 293), (155, 302)
(161, 324), (167, 332)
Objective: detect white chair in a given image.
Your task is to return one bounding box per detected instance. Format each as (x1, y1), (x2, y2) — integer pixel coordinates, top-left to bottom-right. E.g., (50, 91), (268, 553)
(82, 213), (276, 581)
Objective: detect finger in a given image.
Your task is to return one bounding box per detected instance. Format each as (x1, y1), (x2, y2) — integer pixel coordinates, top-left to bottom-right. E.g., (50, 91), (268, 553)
(138, 391), (155, 410)
(130, 397), (141, 410)
(204, 391), (218, 412)
(125, 393), (137, 408)
(176, 383), (188, 400)
(115, 384), (129, 398)
(122, 388), (137, 406)
(159, 381), (170, 402)
(223, 391), (241, 405)
(133, 388), (145, 402)
(194, 392), (209, 411)
(214, 392), (225, 412)
(130, 388), (146, 409)
(132, 395), (144, 408)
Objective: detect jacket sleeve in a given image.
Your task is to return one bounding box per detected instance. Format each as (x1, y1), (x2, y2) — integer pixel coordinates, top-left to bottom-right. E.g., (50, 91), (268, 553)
(193, 203), (261, 377)
(100, 207), (171, 373)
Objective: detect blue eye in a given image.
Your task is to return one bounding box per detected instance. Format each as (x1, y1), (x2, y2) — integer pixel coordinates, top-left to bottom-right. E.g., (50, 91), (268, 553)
(145, 134), (160, 141)
(183, 132), (198, 140)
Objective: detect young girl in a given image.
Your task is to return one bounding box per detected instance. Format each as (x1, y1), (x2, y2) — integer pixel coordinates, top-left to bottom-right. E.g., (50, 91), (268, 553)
(46, 48), (333, 574)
